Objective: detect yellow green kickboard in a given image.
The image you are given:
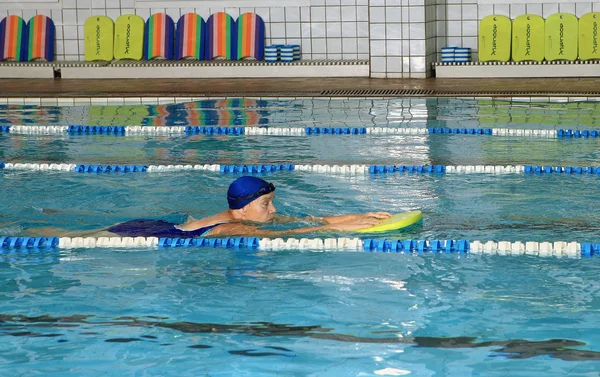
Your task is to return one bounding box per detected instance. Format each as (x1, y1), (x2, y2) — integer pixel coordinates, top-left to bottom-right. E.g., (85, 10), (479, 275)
(114, 14), (144, 60)
(479, 15), (512, 62)
(512, 14), (545, 62)
(84, 16), (114, 61)
(356, 211), (422, 233)
(579, 12), (600, 60)
(545, 13), (578, 61)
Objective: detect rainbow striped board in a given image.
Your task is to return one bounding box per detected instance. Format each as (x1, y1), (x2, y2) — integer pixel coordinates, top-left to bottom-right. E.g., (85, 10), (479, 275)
(579, 12), (600, 61)
(84, 16), (114, 61)
(236, 13), (265, 60)
(143, 13), (174, 60)
(206, 12), (236, 60)
(26, 15), (55, 61)
(114, 14), (144, 60)
(175, 13), (205, 60)
(545, 13), (579, 61)
(0, 15), (27, 61)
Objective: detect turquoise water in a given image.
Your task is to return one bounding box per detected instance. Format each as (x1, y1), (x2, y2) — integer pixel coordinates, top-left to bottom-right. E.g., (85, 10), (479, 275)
(1, 98), (600, 376)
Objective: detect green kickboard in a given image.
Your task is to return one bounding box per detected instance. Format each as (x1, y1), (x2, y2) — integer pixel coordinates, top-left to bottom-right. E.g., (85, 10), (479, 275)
(84, 16), (114, 61)
(479, 15), (512, 62)
(545, 13), (579, 61)
(579, 12), (600, 60)
(114, 14), (144, 60)
(512, 14), (545, 62)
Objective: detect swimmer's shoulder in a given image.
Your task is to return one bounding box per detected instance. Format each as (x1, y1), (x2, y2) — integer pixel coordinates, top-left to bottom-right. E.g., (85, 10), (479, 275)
(176, 212), (233, 231)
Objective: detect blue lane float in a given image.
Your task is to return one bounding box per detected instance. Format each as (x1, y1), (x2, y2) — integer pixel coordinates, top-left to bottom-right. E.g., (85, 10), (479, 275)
(74, 165), (148, 173)
(218, 164), (294, 174)
(523, 165), (600, 175)
(67, 126), (126, 134)
(0, 125), (10, 133)
(368, 165), (446, 174)
(157, 237), (260, 249)
(557, 129), (600, 138)
(185, 126), (245, 135)
(305, 127), (367, 135)
(0, 236), (59, 251)
(428, 127), (493, 135)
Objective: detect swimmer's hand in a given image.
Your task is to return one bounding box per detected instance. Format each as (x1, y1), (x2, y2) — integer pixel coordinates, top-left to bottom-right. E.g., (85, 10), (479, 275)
(322, 212), (392, 225)
(323, 215), (388, 232)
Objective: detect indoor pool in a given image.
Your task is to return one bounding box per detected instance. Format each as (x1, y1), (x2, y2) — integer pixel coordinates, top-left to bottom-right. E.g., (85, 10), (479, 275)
(1, 97), (600, 376)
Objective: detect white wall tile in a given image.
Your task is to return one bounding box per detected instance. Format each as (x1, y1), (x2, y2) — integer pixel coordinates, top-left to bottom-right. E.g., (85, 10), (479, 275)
(270, 22), (286, 38)
(286, 22), (301, 38)
(371, 40), (386, 55)
(286, 7), (300, 22)
(370, 23), (386, 39)
(326, 7), (341, 22)
(311, 22), (326, 38)
(342, 23), (357, 37)
(370, 7), (386, 22)
(341, 6), (357, 21)
(311, 6), (326, 21)
(575, 3), (592, 17)
(270, 7), (285, 22)
(409, 6), (424, 22)
(343, 38), (358, 53)
(386, 23), (402, 39)
(371, 56), (386, 72)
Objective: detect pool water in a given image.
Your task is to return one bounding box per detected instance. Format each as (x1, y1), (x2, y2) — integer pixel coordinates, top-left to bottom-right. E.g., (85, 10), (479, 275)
(1, 98), (600, 376)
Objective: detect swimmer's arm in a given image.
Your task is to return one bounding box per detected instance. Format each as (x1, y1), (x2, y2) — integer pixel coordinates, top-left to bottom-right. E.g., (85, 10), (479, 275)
(207, 216), (387, 237)
(320, 212), (393, 225)
(208, 223), (331, 237)
(273, 213), (392, 225)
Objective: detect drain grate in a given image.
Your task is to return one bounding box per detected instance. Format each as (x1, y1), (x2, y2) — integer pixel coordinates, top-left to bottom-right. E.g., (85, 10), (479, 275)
(321, 89), (435, 97)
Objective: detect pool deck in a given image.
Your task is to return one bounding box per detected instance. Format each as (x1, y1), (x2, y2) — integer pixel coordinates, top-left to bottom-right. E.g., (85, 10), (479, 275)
(2, 77), (600, 98)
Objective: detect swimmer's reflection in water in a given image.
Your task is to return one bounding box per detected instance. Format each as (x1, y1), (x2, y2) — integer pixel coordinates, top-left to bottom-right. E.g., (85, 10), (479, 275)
(2, 313), (599, 361)
(28, 176), (392, 238)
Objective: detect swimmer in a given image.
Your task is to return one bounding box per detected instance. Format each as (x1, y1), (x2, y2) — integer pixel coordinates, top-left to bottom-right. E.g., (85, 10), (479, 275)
(105, 176), (392, 238)
(29, 176), (391, 238)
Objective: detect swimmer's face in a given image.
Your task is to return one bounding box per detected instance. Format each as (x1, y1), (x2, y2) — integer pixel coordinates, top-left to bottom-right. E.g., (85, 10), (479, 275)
(243, 192), (276, 222)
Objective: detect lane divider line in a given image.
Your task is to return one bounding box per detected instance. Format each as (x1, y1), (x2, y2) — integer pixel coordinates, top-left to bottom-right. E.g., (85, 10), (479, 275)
(0, 236), (597, 258)
(3, 125), (600, 139)
(5, 162), (600, 176)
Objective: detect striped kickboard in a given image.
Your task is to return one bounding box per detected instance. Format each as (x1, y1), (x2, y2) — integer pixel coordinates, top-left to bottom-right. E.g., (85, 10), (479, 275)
(114, 14), (144, 60)
(0, 15), (27, 61)
(206, 12), (236, 60)
(175, 13), (205, 60)
(26, 15), (55, 61)
(236, 13), (265, 60)
(143, 13), (174, 60)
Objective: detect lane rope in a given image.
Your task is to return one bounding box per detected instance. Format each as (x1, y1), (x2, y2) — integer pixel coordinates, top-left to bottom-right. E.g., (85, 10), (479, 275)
(5, 162), (600, 176)
(3, 125), (600, 139)
(0, 236), (597, 258)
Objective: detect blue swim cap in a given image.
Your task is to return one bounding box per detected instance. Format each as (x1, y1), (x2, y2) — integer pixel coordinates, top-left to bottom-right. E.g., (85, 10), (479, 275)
(227, 176), (276, 209)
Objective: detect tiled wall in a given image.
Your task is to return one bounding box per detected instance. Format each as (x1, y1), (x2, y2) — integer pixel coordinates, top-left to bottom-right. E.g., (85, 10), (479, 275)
(2, 0), (600, 78)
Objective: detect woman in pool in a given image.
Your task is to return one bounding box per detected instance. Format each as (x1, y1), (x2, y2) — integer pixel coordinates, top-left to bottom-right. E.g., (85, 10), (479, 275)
(101, 176), (392, 238)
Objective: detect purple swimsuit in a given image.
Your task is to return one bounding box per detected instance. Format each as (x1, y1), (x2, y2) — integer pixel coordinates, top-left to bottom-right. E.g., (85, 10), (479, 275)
(107, 219), (223, 238)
